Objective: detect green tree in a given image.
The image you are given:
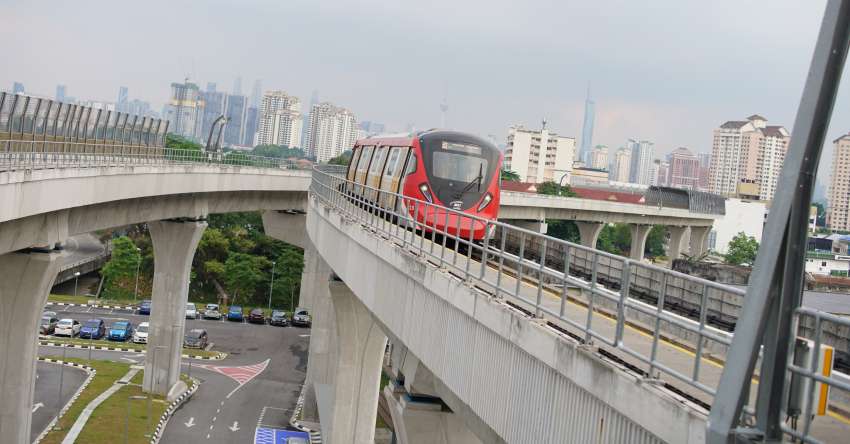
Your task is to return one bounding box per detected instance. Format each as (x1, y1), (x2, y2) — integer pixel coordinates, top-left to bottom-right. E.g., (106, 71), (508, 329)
(500, 169), (520, 182)
(813, 202), (827, 227)
(165, 134), (203, 151)
(328, 150), (352, 165)
(536, 181), (578, 197)
(724, 232), (759, 265)
(223, 253), (272, 304)
(266, 245), (305, 310)
(596, 224), (631, 255)
(645, 225), (667, 258)
(252, 144), (305, 159)
(546, 220), (580, 244)
(101, 236), (142, 300)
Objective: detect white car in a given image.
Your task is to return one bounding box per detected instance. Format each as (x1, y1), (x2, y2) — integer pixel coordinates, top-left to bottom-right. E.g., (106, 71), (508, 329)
(186, 303), (199, 319)
(203, 304), (222, 320)
(133, 322), (149, 344)
(54, 319), (81, 337)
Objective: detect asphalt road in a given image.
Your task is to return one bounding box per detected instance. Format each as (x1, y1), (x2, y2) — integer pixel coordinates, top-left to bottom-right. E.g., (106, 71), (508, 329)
(40, 305), (311, 444)
(31, 361), (88, 443)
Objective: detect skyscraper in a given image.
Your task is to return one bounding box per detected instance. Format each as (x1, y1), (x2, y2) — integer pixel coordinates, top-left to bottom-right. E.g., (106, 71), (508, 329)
(667, 147), (701, 190)
(609, 147), (631, 183)
(164, 80), (204, 140)
(55, 85), (66, 102)
(698, 152), (711, 191)
(244, 107), (259, 146)
(627, 139), (654, 185)
(223, 94), (247, 146)
(206, 82), (217, 93)
(503, 124), (575, 183)
(828, 133), (850, 230)
(708, 115), (790, 200)
(200, 89), (226, 141)
(258, 90), (302, 148)
(12, 82), (24, 94)
(305, 102), (356, 163)
(650, 160), (670, 187)
(301, 90), (320, 149)
(117, 86), (129, 112)
(250, 80), (263, 108)
(579, 84), (595, 165)
(589, 145), (609, 170)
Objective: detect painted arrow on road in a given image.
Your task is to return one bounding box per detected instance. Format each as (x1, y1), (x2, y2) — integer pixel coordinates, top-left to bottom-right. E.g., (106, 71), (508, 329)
(32, 403), (44, 413)
(228, 421), (240, 432)
(184, 417), (195, 428)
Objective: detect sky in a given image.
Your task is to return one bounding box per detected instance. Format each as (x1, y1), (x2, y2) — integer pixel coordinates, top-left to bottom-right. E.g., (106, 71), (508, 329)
(2, 0), (849, 191)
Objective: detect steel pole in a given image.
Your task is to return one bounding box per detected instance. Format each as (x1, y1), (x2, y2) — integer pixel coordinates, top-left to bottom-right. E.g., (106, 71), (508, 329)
(134, 249), (141, 301)
(268, 261), (276, 312)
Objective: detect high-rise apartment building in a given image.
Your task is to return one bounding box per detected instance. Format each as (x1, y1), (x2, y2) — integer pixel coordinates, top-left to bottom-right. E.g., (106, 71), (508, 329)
(223, 94), (247, 146)
(250, 80), (262, 108)
(55, 85), (66, 102)
(698, 152), (711, 191)
(579, 86), (595, 165)
(305, 102), (357, 163)
(164, 80), (204, 140)
(708, 115), (789, 201)
(258, 90), (302, 148)
(12, 82), (24, 94)
(667, 147), (701, 190)
(589, 145), (609, 170)
(117, 86), (129, 112)
(503, 124), (575, 183)
(650, 160), (670, 187)
(232, 76), (243, 96)
(627, 139), (654, 185)
(828, 133), (850, 231)
(609, 147), (631, 183)
(244, 107), (258, 146)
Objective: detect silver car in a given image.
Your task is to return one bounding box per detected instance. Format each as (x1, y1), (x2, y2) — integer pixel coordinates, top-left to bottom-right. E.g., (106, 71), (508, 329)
(203, 303), (222, 320)
(185, 303), (199, 319)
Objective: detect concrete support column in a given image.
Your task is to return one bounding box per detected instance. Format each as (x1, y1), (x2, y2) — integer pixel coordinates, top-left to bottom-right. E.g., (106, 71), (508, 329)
(629, 224), (652, 261)
(689, 225), (711, 257)
(575, 221), (604, 248)
(323, 280), (388, 444)
(505, 219), (548, 234)
(0, 251), (61, 444)
(301, 247), (335, 422)
(383, 383), (482, 444)
(666, 226), (689, 260)
(143, 220), (206, 396)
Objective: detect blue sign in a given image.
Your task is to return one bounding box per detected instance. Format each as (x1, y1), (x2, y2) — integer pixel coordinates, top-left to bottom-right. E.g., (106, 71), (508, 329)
(254, 427), (311, 444)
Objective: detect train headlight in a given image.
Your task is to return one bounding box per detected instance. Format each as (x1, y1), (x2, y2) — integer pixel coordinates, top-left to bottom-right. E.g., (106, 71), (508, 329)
(419, 183), (433, 203)
(477, 193), (493, 212)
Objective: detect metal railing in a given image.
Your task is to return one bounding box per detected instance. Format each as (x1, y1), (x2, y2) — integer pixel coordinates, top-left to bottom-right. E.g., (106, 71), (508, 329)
(309, 165), (744, 404)
(0, 140), (306, 171)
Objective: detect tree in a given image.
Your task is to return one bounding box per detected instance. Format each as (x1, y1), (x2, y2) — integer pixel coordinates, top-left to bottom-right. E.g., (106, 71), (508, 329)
(165, 134), (203, 151)
(536, 181), (578, 197)
(724, 232), (759, 265)
(266, 245), (305, 310)
(101, 236), (142, 300)
(813, 202), (827, 227)
(500, 169), (520, 182)
(252, 144), (305, 159)
(328, 150), (352, 165)
(596, 224), (631, 255)
(645, 225), (667, 258)
(546, 220), (580, 244)
(223, 253), (271, 304)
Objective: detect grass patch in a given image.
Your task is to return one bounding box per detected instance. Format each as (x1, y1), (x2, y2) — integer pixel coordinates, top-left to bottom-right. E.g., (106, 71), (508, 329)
(40, 336), (219, 358)
(39, 358), (132, 444)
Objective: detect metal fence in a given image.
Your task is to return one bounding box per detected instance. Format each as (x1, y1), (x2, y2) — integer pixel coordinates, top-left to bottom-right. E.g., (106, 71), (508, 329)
(0, 140), (304, 170)
(0, 92), (167, 147)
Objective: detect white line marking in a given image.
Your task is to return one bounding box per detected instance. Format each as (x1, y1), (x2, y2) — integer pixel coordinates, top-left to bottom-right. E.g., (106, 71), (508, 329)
(32, 402), (44, 413)
(184, 417), (195, 428)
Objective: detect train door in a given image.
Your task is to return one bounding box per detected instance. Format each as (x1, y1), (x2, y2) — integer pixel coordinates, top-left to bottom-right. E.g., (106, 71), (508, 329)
(380, 146), (409, 211)
(366, 146), (388, 202)
(345, 146), (362, 195)
(353, 145), (373, 196)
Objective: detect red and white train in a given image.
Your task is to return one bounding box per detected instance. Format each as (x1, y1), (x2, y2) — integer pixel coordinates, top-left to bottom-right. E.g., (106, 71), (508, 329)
(344, 130), (502, 240)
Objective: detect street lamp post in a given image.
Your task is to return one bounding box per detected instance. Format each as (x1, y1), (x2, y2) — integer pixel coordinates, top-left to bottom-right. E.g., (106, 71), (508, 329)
(133, 247), (141, 301)
(267, 261), (276, 313)
(73, 272), (81, 298)
(558, 173), (570, 193)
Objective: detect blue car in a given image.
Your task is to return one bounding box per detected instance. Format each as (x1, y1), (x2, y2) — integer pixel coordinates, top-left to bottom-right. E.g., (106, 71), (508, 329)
(227, 305), (243, 322)
(138, 300), (152, 315)
(108, 320), (134, 341)
(79, 319), (105, 339)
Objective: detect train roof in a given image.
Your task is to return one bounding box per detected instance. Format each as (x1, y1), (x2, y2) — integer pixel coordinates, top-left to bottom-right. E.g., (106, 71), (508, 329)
(355, 129), (499, 152)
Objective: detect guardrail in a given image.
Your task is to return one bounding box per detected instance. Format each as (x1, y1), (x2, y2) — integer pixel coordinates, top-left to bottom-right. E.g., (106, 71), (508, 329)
(0, 140), (306, 171)
(309, 165), (744, 403)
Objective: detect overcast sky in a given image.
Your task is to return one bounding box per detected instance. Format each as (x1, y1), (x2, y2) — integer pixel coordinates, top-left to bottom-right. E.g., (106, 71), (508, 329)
(3, 0), (849, 189)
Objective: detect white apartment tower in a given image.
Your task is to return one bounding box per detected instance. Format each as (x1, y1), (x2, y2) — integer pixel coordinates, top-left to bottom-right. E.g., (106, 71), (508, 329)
(306, 102), (357, 163)
(828, 133), (850, 231)
(627, 139), (654, 185)
(590, 145), (609, 170)
(609, 147), (631, 183)
(258, 91), (302, 148)
(708, 115), (790, 201)
(504, 124), (575, 183)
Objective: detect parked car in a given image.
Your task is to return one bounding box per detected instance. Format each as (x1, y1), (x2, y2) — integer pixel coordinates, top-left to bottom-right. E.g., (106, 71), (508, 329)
(248, 308), (266, 324)
(43, 310), (57, 318)
(227, 305), (244, 322)
(269, 310), (289, 327)
(138, 300), (152, 315)
(108, 320), (134, 342)
(133, 322), (149, 344)
(79, 319), (106, 339)
(203, 304), (222, 320)
(54, 319), (81, 337)
(291, 309), (312, 328)
(40, 316), (59, 335)
(186, 303), (199, 319)
(183, 329), (208, 349)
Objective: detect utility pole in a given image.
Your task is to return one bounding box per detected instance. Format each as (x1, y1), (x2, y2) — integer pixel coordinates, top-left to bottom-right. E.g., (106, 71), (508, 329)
(267, 261), (276, 312)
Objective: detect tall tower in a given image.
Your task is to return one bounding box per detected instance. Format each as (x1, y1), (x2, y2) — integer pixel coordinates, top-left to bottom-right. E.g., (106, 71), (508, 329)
(232, 76), (243, 96)
(579, 83), (595, 166)
(250, 79), (262, 108)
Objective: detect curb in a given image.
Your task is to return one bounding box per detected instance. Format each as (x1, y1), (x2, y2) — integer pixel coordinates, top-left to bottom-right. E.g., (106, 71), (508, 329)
(46, 301), (137, 310)
(149, 377), (200, 444)
(37, 339), (227, 360)
(289, 384), (322, 444)
(32, 358), (97, 444)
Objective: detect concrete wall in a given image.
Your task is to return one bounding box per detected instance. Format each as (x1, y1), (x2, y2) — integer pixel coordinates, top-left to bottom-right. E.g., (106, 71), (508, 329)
(708, 198), (766, 255)
(307, 196), (708, 443)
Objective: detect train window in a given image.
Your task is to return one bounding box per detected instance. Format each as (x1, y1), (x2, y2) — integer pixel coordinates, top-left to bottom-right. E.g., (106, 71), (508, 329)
(347, 147), (362, 180)
(432, 151), (487, 183)
(369, 147), (387, 174)
(384, 148), (400, 176)
(404, 152), (417, 176)
(357, 146), (373, 172)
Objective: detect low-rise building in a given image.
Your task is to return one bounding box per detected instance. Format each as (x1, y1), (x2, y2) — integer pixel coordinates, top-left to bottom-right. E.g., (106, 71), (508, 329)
(708, 198), (767, 255)
(805, 251), (850, 276)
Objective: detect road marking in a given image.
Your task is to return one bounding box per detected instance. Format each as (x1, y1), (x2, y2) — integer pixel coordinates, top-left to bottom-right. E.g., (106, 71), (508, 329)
(212, 416), (216, 422)
(32, 402), (44, 413)
(184, 417), (196, 428)
(196, 359), (271, 399)
(206, 433), (210, 439)
(228, 421), (240, 432)
(209, 424), (214, 431)
(298, 334), (310, 338)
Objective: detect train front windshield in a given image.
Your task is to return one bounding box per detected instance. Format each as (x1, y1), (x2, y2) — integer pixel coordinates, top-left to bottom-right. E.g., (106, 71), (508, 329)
(420, 134), (499, 210)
